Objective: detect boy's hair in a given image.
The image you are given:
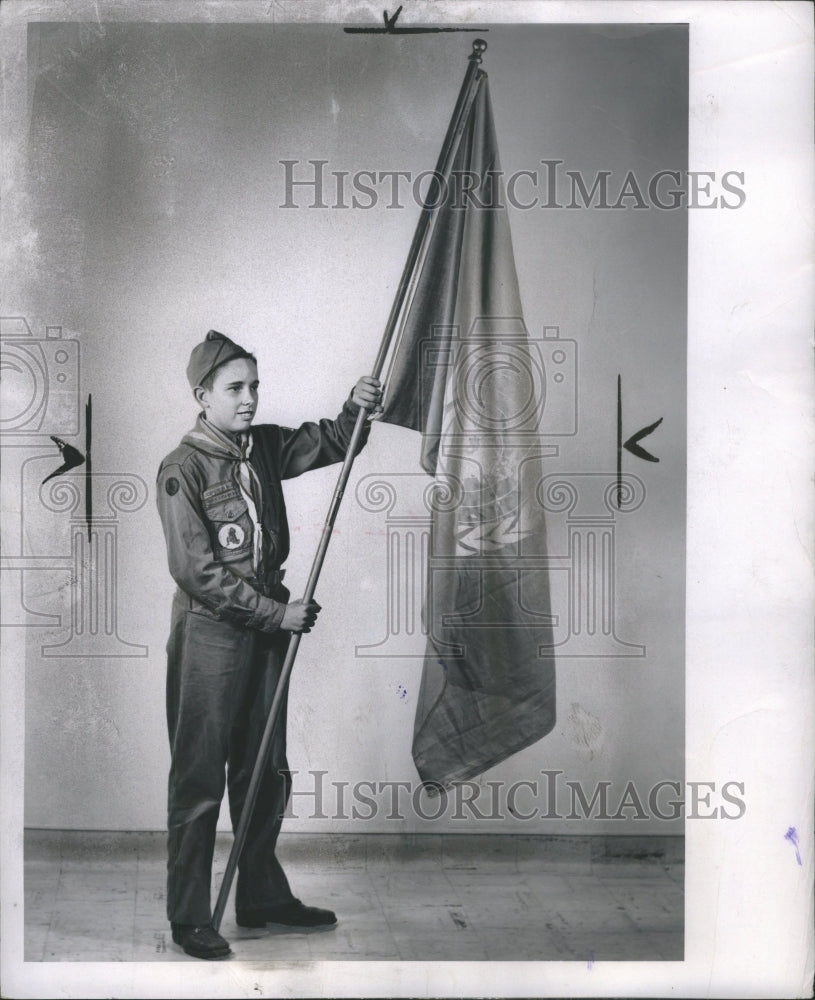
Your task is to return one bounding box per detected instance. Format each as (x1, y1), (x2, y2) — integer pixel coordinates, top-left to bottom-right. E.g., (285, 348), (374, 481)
(199, 352), (258, 392)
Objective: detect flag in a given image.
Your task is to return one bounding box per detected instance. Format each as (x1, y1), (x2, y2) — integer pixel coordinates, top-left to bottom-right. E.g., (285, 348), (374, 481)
(381, 75), (556, 786)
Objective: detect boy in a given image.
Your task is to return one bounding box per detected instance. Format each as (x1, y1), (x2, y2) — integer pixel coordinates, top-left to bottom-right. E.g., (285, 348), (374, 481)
(156, 329), (381, 959)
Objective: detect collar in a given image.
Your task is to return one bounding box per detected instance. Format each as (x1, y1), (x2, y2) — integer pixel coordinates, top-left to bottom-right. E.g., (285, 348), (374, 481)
(183, 414), (252, 461)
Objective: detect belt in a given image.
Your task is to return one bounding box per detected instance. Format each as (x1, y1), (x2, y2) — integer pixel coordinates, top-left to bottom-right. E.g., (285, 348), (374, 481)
(174, 570), (285, 610)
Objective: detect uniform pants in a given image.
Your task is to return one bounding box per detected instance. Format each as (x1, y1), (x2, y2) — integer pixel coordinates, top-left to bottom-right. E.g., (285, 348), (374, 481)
(165, 591), (296, 925)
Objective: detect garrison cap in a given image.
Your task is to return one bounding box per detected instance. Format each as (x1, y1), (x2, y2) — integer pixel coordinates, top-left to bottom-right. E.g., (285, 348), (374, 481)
(186, 330), (253, 389)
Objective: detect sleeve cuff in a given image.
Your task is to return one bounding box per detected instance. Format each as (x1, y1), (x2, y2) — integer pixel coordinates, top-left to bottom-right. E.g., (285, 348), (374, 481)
(249, 595), (287, 632)
(345, 388), (362, 413)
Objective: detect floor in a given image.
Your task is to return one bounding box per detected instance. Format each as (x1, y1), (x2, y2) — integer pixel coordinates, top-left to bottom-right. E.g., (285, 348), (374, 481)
(24, 831), (683, 963)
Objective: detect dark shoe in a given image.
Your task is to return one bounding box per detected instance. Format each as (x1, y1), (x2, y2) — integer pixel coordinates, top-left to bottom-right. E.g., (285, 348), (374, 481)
(236, 899), (337, 929)
(171, 922), (232, 960)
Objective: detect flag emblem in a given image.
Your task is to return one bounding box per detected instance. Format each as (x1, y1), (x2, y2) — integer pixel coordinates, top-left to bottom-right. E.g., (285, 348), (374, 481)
(452, 473), (531, 556)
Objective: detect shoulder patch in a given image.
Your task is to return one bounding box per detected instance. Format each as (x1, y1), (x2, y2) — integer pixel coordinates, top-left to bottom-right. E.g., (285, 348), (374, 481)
(165, 476), (180, 496)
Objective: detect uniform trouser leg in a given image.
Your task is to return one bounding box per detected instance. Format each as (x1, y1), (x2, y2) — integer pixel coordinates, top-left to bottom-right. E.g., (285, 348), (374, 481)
(165, 603), (293, 924)
(166, 605), (252, 924)
(228, 626), (295, 911)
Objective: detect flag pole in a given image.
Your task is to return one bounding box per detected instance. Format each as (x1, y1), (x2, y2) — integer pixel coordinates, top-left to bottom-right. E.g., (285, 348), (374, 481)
(212, 38), (487, 934)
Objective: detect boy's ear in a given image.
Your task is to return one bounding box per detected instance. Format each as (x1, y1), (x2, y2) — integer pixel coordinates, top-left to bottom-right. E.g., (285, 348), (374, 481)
(193, 386), (208, 408)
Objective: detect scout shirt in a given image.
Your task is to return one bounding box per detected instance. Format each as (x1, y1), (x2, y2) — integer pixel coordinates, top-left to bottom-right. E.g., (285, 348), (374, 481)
(156, 398), (368, 632)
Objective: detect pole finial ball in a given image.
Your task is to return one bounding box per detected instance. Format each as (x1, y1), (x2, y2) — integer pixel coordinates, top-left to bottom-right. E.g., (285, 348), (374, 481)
(471, 38), (488, 60)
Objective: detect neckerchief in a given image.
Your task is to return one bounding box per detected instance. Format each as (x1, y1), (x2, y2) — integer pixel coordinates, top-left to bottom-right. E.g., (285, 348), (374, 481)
(186, 415), (264, 573)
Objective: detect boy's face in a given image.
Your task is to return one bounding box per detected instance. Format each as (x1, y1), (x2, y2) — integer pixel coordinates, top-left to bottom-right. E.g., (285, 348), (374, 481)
(196, 357), (259, 435)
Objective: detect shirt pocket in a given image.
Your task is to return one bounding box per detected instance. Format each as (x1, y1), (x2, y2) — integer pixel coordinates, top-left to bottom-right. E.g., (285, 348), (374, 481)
(201, 481), (252, 559)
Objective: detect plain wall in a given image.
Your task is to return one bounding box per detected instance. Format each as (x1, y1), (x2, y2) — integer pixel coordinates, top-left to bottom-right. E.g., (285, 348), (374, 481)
(5, 21), (687, 832)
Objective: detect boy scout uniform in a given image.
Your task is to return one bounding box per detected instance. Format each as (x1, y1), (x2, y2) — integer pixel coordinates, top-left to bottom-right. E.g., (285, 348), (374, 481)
(157, 333), (368, 928)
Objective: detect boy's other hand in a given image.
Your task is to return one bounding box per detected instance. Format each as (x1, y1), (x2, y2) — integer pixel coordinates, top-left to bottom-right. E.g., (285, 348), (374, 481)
(281, 600), (321, 633)
(352, 375), (383, 416)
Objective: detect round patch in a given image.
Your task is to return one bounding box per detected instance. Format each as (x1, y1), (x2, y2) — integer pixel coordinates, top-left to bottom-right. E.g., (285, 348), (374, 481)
(218, 522), (245, 549)
(165, 477), (179, 496)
